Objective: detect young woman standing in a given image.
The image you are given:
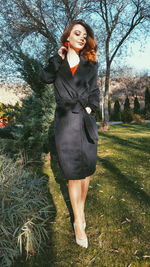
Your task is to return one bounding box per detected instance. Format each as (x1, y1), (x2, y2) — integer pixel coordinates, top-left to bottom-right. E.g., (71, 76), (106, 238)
(41, 19), (99, 248)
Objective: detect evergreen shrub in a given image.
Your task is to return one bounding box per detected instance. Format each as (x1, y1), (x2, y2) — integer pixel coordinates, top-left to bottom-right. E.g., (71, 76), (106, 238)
(113, 99), (122, 121)
(122, 96), (132, 123)
(134, 96), (140, 115)
(145, 87), (150, 113)
(1, 84), (56, 161)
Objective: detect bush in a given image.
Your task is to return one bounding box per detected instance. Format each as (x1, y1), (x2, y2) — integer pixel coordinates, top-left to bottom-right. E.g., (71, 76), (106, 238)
(145, 111), (150, 120)
(145, 87), (150, 113)
(0, 126), (14, 139)
(113, 99), (122, 121)
(122, 110), (132, 123)
(122, 96), (132, 123)
(0, 102), (21, 125)
(2, 84), (56, 162)
(0, 151), (53, 267)
(134, 96), (140, 115)
(131, 113), (145, 123)
(0, 103), (5, 118)
(16, 93), (44, 160)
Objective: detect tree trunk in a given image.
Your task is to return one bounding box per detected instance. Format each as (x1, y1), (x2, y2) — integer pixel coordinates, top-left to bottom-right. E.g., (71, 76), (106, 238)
(100, 65), (110, 131)
(104, 64), (110, 123)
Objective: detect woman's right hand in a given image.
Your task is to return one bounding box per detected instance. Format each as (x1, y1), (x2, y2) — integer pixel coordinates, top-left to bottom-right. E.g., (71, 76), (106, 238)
(58, 46), (68, 60)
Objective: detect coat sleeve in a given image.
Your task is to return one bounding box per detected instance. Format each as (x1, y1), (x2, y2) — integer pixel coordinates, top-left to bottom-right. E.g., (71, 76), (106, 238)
(87, 62), (100, 112)
(40, 53), (62, 84)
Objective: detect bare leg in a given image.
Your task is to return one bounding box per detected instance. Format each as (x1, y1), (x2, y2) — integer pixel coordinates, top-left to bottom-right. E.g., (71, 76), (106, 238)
(81, 176), (90, 223)
(68, 180), (86, 239)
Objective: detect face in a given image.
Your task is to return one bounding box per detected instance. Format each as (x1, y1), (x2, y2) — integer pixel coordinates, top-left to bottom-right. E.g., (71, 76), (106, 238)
(67, 24), (87, 52)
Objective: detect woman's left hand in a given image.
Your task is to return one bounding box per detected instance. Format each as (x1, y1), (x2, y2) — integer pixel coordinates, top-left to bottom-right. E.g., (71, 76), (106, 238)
(85, 107), (92, 114)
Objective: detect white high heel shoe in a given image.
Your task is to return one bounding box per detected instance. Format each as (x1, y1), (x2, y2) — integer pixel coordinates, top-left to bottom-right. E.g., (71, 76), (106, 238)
(73, 223), (88, 248)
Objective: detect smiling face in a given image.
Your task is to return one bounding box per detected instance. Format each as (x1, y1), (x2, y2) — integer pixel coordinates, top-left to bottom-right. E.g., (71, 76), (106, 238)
(67, 24), (87, 52)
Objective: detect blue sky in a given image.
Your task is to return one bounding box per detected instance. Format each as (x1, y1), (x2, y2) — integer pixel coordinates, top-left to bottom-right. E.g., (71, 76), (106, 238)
(124, 37), (150, 73)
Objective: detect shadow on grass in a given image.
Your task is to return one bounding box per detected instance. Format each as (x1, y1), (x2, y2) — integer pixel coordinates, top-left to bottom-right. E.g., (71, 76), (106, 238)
(98, 157), (150, 207)
(99, 131), (150, 155)
(110, 123), (150, 133)
(51, 156), (74, 225)
(49, 133), (73, 225)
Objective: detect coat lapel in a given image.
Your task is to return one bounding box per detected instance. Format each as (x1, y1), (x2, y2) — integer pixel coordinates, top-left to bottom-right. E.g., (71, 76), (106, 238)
(59, 55), (73, 79)
(74, 55), (91, 83)
(58, 54), (91, 92)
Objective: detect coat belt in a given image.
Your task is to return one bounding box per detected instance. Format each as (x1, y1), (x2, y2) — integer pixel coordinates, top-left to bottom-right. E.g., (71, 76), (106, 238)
(56, 98), (98, 143)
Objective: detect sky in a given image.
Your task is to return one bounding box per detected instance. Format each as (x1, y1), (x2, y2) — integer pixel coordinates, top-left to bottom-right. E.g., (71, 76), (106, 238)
(124, 37), (150, 74)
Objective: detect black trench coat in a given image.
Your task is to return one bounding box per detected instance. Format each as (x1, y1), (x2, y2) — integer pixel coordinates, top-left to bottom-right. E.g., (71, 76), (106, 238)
(41, 53), (100, 180)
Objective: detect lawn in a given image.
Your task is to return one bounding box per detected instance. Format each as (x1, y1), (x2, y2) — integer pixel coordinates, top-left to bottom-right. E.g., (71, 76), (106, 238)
(15, 123), (150, 267)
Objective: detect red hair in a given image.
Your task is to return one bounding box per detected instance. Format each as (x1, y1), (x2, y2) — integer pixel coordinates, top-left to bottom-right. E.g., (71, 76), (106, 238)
(60, 20), (97, 62)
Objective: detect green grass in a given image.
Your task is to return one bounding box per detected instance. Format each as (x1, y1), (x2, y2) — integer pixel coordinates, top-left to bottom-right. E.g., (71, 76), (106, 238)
(15, 123), (150, 267)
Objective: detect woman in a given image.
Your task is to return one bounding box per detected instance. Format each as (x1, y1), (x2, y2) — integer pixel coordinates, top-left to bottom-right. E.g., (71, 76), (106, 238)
(41, 19), (99, 248)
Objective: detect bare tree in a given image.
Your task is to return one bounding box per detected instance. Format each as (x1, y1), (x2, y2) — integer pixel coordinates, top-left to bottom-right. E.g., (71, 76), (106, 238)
(94, 0), (150, 123)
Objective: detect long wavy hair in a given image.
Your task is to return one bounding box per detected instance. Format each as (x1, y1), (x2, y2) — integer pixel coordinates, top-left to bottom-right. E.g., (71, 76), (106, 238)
(60, 19), (98, 62)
